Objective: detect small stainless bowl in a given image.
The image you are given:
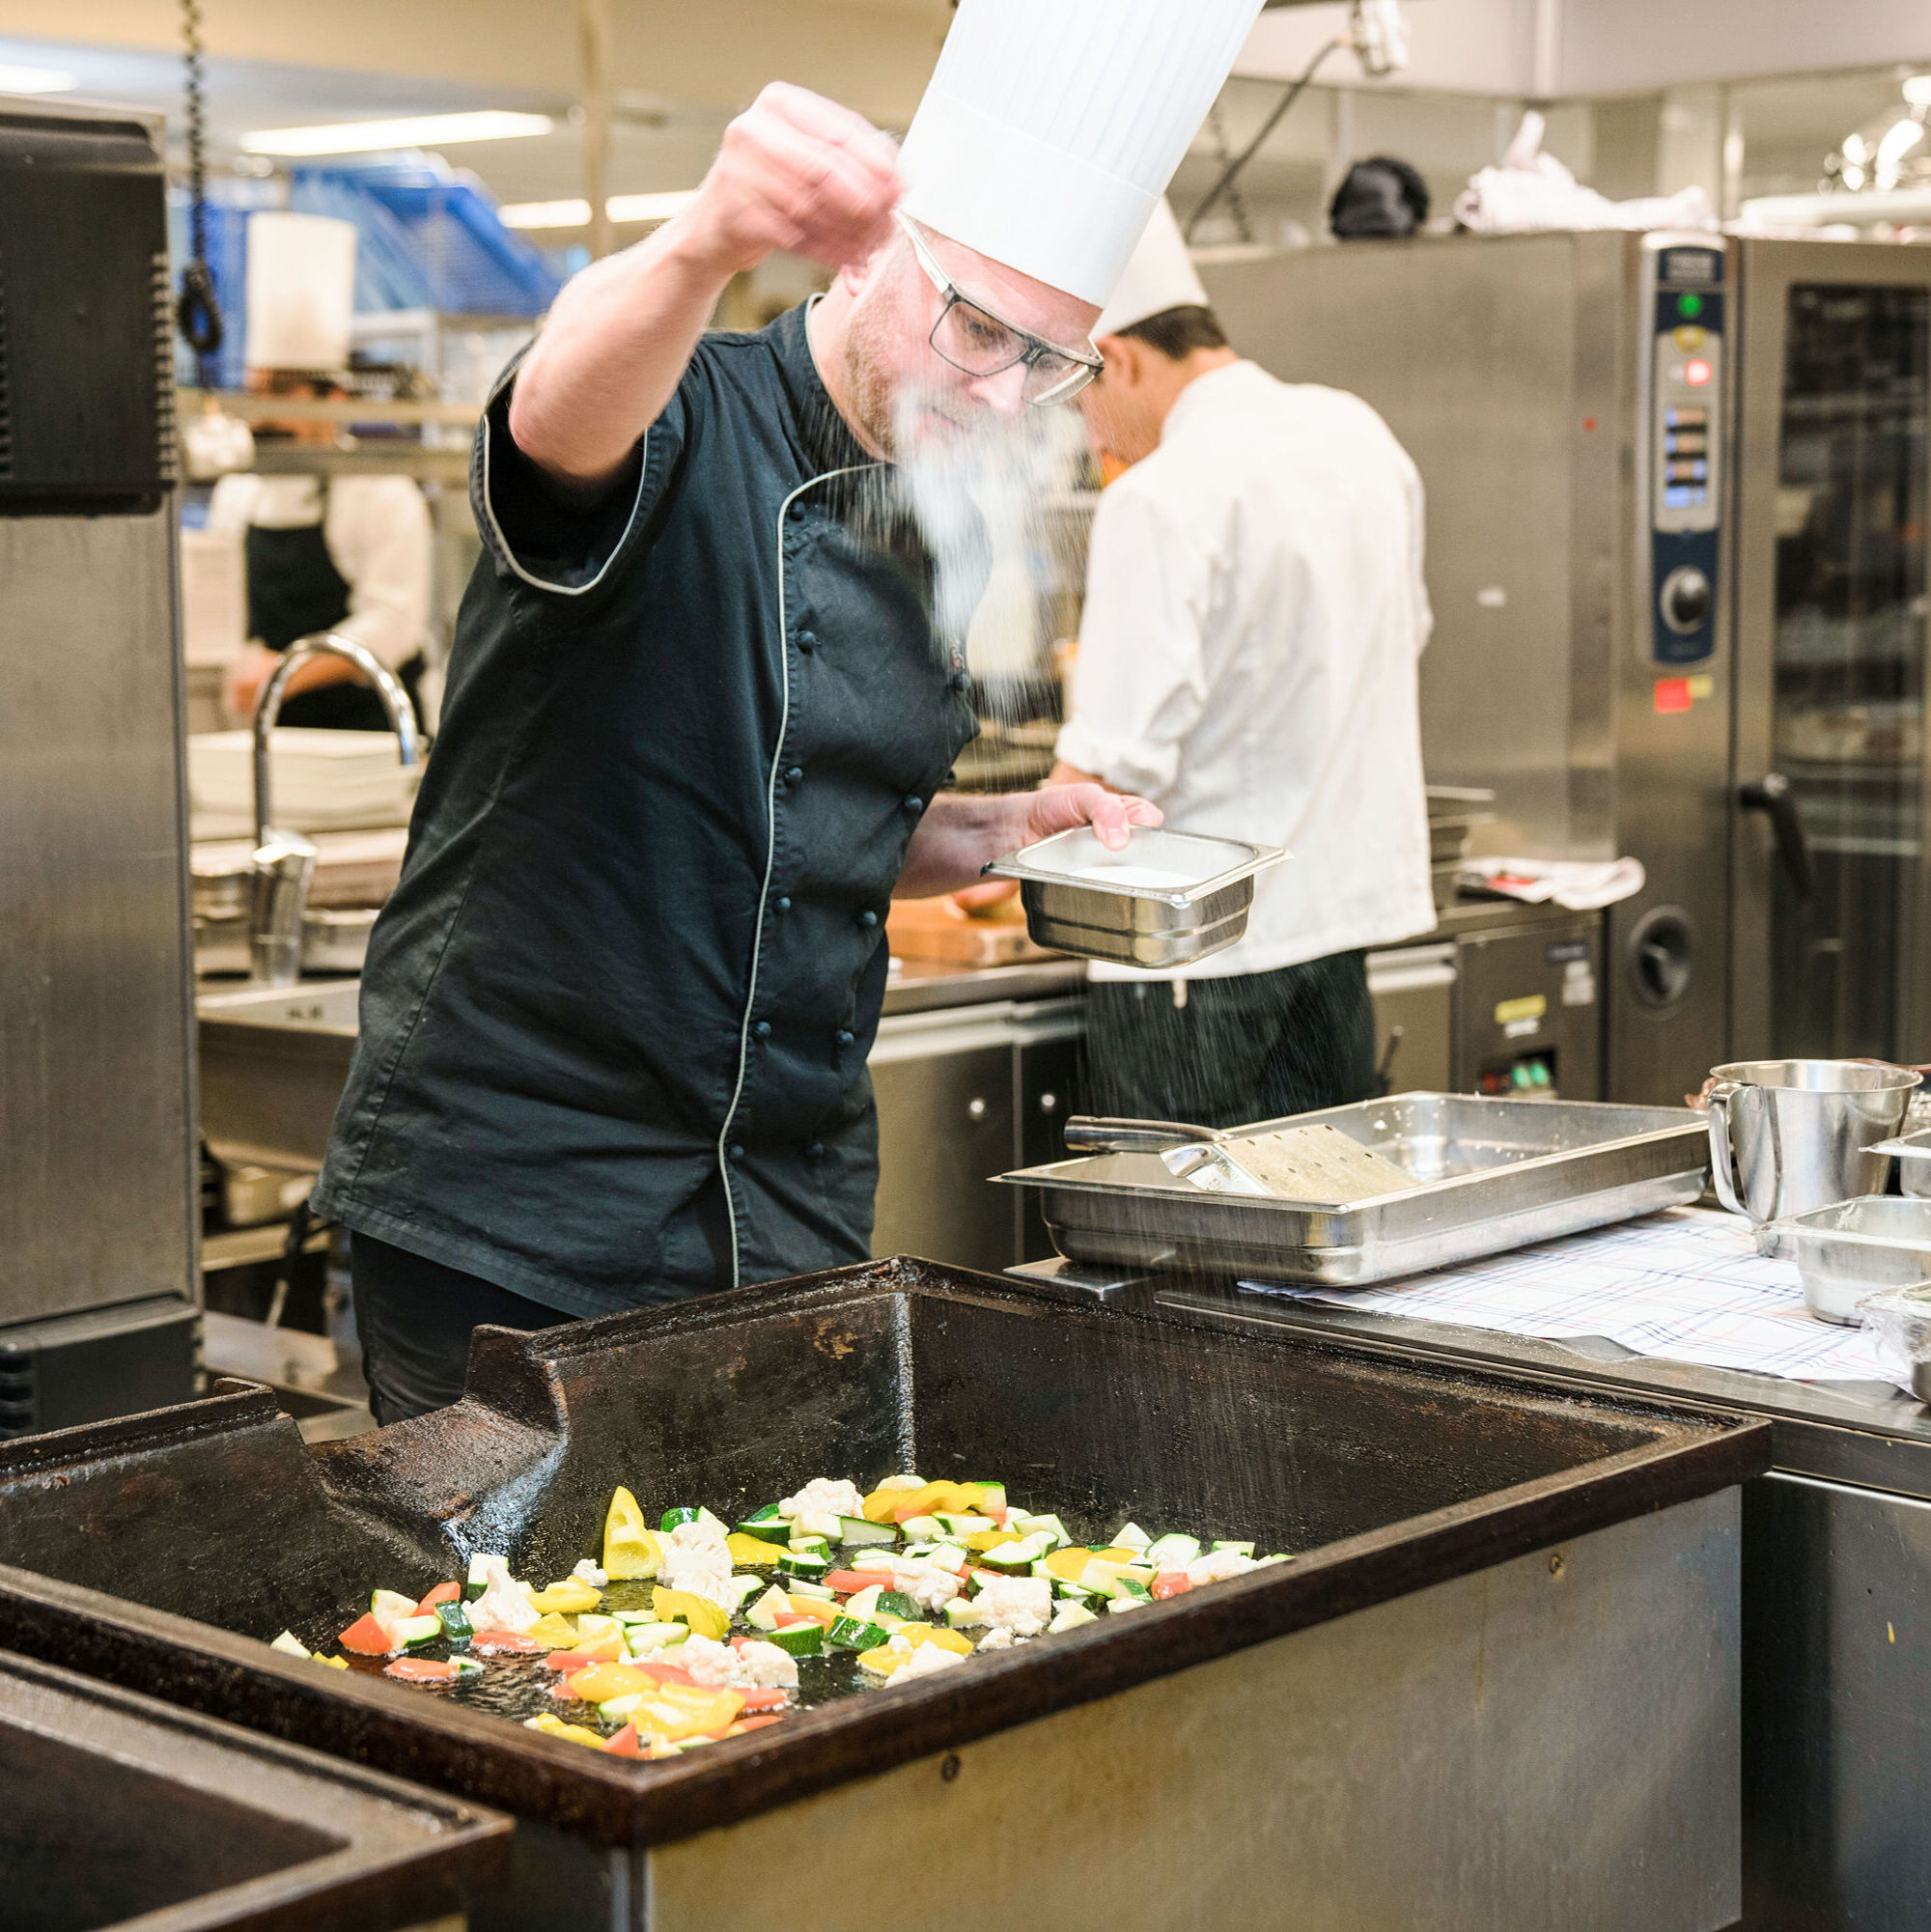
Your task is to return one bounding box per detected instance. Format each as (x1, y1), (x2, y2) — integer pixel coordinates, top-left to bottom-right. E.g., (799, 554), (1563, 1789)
(1763, 1194), (1931, 1326)
(984, 826), (1288, 969)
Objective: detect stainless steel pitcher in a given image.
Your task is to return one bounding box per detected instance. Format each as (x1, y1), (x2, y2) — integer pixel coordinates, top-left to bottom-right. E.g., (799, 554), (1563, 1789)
(1706, 1059), (1921, 1237)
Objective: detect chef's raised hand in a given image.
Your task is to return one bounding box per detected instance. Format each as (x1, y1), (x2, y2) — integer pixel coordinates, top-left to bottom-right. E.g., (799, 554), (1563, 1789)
(683, 83), (903, 277)
(897, 782), (1161, 902)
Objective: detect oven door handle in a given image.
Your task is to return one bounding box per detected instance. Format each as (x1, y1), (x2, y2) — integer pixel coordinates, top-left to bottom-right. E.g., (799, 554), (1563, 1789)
(1739, 772), (1814, 901)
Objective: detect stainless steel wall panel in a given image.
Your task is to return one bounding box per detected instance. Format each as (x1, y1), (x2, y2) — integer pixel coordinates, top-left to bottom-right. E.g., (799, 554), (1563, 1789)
(0, 513), (196, 1318)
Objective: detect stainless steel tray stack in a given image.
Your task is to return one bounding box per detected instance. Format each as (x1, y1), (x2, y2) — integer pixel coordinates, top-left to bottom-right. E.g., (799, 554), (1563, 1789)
(1000, 1092), (1712, 1286)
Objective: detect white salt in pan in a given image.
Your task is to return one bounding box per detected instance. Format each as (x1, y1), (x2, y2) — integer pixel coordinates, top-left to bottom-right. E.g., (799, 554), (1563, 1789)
(1072, 863), (1197, 891)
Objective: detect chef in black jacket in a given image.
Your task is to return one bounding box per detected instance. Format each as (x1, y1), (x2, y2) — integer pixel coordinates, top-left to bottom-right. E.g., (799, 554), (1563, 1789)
(313, 1), (1263, 1420)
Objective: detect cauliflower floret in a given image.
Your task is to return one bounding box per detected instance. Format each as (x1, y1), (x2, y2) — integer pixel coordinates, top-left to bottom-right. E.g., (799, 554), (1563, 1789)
(829, 1550), (962, 1611)
(875, 1472), (925, 1493)
(465, 1554), (539, 1635)
(673, 1634), (740, 1687)
(972, 1575), (1051, 1638)
(894, 1641), (965, 1680)
(658, 1519), (733, 1607)
(572, 1557), (608, 1588)
(976, 1626), (1015, 1652)
(733, 1638), (799, 1689)
(1184, 1549), (1257, 1588)
(779, 1477), (866, 1522)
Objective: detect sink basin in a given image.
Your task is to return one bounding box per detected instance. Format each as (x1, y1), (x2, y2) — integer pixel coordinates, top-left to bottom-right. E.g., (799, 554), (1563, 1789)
(198, 979), (360, 1170)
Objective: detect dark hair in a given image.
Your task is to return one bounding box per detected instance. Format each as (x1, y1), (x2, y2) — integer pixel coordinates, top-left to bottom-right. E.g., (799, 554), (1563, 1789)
(1329, 156), (1430, 239)
(1115, 303), (1229, 359)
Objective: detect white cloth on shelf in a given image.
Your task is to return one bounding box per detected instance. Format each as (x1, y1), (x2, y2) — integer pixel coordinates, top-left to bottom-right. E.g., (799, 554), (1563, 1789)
(1456, 855), (1646, 912)
(1058, 361), (1434, 980)
(1456, 110), (1720, 237)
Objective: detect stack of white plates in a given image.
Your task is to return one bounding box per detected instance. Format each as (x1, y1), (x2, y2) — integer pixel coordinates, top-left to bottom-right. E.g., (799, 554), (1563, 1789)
(188, 730), (422, 841)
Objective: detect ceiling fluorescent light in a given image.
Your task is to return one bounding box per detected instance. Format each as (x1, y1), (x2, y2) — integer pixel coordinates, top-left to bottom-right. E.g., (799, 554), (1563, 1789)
(500, 188), (697, 230)
(241, 111), (554, 157)
(0, 63), (77, 94)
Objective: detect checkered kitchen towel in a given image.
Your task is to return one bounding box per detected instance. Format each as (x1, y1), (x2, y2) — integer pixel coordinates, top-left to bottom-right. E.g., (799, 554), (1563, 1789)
(1241, 1206), (1896, 1385)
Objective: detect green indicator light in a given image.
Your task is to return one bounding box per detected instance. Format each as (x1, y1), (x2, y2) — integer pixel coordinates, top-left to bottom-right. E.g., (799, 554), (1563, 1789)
(1677, 292), (1704, 320)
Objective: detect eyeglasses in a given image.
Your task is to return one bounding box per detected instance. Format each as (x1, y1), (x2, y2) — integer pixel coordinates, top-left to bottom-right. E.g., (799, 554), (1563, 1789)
(897, 213), (1102, 406)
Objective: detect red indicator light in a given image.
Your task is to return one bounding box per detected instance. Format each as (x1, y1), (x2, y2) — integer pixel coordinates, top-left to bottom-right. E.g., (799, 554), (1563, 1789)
(1582, 415), (1597, 432)
(1654, 678), (1693, 714)
(1685, 357), (1714, 387)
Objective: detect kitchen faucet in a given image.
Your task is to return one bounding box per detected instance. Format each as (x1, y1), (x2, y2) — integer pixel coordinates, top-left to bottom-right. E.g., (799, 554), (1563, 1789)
(250, 631), (420, 986)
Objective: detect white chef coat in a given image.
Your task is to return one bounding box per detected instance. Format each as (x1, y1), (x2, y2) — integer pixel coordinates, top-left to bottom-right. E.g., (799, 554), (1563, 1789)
(207, 472), (432, 673)
(1057, 359), (1434, 981)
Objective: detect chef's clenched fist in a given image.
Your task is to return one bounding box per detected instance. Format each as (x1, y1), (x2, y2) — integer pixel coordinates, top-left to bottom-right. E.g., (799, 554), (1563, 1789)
(680, 83), (903, 277)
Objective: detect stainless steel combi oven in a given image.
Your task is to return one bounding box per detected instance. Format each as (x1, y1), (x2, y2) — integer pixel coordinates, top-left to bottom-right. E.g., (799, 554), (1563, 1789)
(1201, 232), (1931, 1105)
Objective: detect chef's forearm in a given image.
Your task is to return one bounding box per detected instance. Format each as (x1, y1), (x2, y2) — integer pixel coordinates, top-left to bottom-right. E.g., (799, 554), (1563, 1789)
(507, 223), (731, 494)
(895, 793), (1024, 899)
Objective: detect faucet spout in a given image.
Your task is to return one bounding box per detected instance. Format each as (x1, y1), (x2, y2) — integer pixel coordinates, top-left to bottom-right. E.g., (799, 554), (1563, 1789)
(248, 632), (421, 986)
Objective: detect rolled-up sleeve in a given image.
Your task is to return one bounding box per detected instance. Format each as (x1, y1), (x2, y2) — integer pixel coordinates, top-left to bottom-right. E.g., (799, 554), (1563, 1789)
(1055, 481), (1213, 800)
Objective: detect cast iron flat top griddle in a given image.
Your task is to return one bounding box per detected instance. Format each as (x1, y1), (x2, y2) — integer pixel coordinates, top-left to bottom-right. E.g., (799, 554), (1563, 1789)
(0, 1259), (1768, 1849)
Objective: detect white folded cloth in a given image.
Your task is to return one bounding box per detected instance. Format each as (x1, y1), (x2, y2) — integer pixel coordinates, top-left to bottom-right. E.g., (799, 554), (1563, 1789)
(1455, 854), (1646, 912)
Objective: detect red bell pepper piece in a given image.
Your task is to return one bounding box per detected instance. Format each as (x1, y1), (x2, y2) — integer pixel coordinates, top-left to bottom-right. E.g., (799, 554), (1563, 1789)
(382, 1657), (460, 1684)
(1150, 1571), (1190, 1600)
(338, 1611), (400, 1656)
(734, 1715), (784, 1731)
(771, 1611), (815, 1629)
(413, 1581), (462, 1615)
(635, 1660), (695, 1687)
(543, 1650), (596, 1673)
(602, 1722), (643, 1756)
(737, 1688), (788, 1712)
(826, 1570), (893, 1595)
(471, 1632), (540, 1656)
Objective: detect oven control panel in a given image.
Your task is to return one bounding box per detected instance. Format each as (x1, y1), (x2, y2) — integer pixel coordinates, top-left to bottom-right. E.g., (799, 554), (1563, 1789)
(1646, 241), (1724, 666)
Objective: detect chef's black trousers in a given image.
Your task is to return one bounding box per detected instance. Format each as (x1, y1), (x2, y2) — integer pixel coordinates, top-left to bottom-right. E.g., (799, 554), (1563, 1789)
(1082, 948), (1378, 1132)
(351, 1231), (569, 1424)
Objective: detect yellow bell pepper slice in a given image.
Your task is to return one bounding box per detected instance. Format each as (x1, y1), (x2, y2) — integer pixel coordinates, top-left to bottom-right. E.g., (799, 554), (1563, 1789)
(566, 1661), (656, 1705)
(965, 1528), (1020, 1553)
(527, 1576), (602, 1614)
(784, 1593), (841, 1627)
(904, 1624), (972, 1656)
(603, 1487), (661, 1581)
(528, 1713), (608, 1750)
(628, 1682), (743, 1743)
(651, 1586), (729, 1641)
(862, 1479), (988, 1525)
(726, 1531), (791, 1567)
(525, 1611), (580, 1648)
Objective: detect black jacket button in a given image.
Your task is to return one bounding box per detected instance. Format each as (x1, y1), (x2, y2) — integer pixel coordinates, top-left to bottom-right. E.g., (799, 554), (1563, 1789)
(798, 630), (816, 653)
(774, 896), (792, 913)
(727, 1142), (744, 1162)
(856, 908), (878, 929)
(753, 1020), (771, 1039)
(836, 1028), (855, 1048)
(904, 796), (923, 814)
(806, 1141), (826, 1160)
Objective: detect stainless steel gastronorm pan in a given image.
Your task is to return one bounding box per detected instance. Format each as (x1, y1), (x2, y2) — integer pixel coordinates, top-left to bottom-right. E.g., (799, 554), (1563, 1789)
(983, 826), (1286, 969)
(1872, 1127), (1931, 1199)
(1762, 1194), (1931, 1326)
(1001, 1092), (1712, 1285)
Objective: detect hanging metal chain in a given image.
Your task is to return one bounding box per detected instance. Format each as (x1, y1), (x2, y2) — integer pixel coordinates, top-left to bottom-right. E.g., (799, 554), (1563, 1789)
(175, 0), (224, 366)
(1202, 98), (1254, 245)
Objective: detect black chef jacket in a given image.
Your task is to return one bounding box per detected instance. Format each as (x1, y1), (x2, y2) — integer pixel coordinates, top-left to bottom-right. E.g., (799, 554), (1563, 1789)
(312, 302), (979, 1316)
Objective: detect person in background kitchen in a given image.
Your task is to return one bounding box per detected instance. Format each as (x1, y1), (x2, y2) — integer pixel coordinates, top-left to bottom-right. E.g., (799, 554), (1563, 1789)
(211, 230), (434, 731)
(1049, 198), (1434, 1129)
(311, 2), (1265, 1422)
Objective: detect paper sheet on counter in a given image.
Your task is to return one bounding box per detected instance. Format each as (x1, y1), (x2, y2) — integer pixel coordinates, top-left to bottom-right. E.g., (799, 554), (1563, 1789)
(1241, 1206), (1903, 1388)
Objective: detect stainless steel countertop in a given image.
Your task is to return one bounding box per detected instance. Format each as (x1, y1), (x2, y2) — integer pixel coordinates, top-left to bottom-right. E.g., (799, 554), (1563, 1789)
(882, 955), (1087, 1016)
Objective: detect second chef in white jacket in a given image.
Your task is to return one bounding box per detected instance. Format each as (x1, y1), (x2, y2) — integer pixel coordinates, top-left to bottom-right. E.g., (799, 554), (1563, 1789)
(1052, 201), (1435, 1128)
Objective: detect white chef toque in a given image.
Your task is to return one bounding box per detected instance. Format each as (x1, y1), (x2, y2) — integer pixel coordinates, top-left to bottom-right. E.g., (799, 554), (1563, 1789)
(245, 210), (358, 373)
(897, 0), (1264, 311)
(1093, 198), (1210, 339)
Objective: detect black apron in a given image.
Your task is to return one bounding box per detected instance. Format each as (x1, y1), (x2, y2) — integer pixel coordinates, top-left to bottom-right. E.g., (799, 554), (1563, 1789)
(245, 495), (397, 732)
(313, 303), (979, 1317)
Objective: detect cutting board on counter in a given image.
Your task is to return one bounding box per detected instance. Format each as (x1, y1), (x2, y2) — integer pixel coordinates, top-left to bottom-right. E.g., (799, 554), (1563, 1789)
(887, 894), (1055, 966)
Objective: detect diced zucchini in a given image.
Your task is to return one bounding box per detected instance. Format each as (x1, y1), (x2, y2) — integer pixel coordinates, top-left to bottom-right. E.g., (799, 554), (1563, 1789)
(795, 1507), (843, 1540)
(599, 1694), (644, 1722)
(734, 1518), (791, 1546)
(465, 1554), (492, 1600)
(827, 1615), (889, 1650)
(1048, 1602), (1099, 1634)
(1144, 1534), (1202, 1571)
(745, 1585), (790, 1632)
(1011, 1513), (1069, 1548)
(744, 1502), (785, 1524)
(876, 1589), (923, 1621)
(575, 1613), (620, 1639)
(393, 1613), (443, 1648)
(695, 1507), (731, 1539)
(618, 1621), (688, 1650)
(838, 1515), (898, 1548)
(787, 1533), (831, 1555)
(944, 1597), (989, 1629)
(1053, 1579), (1097, 1601)
(966, 1482), (1007, 1513)
(1211, 1540), (1256, 1557)
(842, 1583), (885, 1620)
(1257, 1554), (1295, 1567)
(452, 1656), (485, 1677)
(371, 1588), (416, 1623)
(1111, 1522), (1152, 1552)
(768, 1621), (825, 1658)
(1105, 1593), (1150, 1613)
(898, 1514), (944, 1541)
(776, 1550), (830, 1579)
(787, 1578), (836, 1601)
(269, 1630), (310, 1659)
(658, 1506), (701, 1532)
(979, 1532), (1050, 1573)
(435, 1603), (474, 1642)
(934, 1513), (996, 1538)
(1111, 1575), (1152, 1603)
(725, 1575), (765, 1610)
(927, 1544), (968, 1572)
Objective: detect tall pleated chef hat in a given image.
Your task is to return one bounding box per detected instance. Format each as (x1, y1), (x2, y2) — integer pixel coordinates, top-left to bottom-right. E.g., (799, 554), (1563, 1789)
(897, 0), (1265, 310)
(245, 210), (358, 373)
(1093, 198), (1210, 338)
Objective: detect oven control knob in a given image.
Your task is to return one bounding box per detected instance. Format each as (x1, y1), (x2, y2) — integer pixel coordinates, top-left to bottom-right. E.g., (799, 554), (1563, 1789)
(1659, 566), (1712, 634)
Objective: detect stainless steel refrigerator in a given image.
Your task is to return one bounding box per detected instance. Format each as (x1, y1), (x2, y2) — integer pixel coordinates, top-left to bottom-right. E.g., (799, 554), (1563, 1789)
(0, 95), (198, 1428)
(1201, 230), (1931, 1104)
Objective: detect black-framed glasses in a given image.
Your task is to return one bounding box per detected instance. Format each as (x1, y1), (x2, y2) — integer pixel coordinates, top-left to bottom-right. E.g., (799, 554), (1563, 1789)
(898, 213), (1102, 406)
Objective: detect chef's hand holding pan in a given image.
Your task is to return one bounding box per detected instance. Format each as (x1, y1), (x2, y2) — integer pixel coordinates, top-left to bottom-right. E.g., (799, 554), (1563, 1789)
(682, 82), (903, 277)
(948, 783), (1161, 913)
